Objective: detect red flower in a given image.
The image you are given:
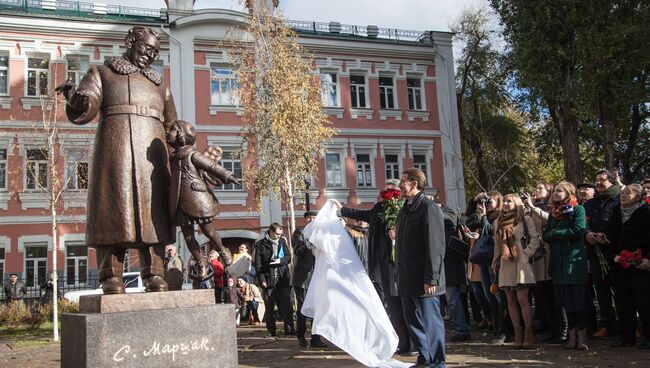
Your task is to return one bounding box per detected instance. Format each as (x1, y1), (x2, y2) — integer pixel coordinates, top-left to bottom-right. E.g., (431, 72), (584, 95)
(381, 189), (402, 200)
(645, 197), (650, 205)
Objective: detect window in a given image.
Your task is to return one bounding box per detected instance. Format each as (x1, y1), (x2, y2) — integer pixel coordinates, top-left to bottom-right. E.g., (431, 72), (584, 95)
(27, 56), (49, 97)
(66, 243), (88, 285)
(325, 153), (343, 187)
(385, 154), (400, 180)
(26, 149), (48, 190)
(66, 149), (88, 190)
(350, 75), (367, 108)
(216, 151), (243, 191)
(25, 244), (47, 288)
(413, 154), (428, 184)
(210, 66), (238, 105)
(66, 55), (89, 85)
(356, 153), (372, 187)
(407, 78), (423, 110)
(0, 248), (4, 285)
(379, 77), (395, 109)
(0, 52), (8, 94)
(320, 73), (339, 107)
(0, 148), (6, 190)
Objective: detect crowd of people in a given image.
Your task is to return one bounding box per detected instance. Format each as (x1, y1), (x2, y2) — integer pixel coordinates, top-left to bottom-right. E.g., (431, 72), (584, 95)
(451, 170), (650, 350)
(156, 168), (650, 365)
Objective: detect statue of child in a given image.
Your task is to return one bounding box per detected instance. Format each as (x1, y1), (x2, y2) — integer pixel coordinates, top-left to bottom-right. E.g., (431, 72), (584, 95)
(167, 120), (242, 279)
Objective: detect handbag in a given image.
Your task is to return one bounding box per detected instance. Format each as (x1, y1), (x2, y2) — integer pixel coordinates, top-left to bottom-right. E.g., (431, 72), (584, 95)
(446, 222), (469, 260)
(469, 220), (494, 265)
(521, 217), (546, 263)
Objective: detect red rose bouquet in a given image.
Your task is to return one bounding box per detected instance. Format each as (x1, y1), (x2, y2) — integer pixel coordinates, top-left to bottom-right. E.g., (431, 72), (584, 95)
(379, 189), (403, 230)
(615, 249), (643, 269)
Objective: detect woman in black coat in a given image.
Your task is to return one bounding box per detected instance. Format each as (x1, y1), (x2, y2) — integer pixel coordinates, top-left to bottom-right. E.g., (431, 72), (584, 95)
(599, 184), (650, 349)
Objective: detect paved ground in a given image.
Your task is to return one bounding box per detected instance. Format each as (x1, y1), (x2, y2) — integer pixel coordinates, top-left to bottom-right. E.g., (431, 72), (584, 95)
(2, 324), (649, 367)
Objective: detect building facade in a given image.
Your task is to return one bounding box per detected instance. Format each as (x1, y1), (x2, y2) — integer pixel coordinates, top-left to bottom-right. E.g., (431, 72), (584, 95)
(0, 0), (464, 294)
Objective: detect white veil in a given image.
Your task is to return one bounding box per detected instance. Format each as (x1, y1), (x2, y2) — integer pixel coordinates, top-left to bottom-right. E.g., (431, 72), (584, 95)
(302, 200), (409, 368)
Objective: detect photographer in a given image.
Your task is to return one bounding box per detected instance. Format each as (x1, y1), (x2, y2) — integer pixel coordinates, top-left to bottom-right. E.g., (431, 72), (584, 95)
(523, 184), (568, 343)
(467, 191), (511, 344)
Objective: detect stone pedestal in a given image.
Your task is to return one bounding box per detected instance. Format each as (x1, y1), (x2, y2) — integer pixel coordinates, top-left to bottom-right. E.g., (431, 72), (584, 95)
(61, 290), (238, 368)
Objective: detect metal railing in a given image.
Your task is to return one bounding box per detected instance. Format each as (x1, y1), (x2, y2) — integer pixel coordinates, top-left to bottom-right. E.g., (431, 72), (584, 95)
(0, 0), (430, 42)
(285, 19), (428, 43)
(0, 0), (164, 22)
(1, 274), (100, 303)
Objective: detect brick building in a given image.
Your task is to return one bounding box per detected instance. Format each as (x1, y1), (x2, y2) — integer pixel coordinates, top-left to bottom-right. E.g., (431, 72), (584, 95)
(0, 0), (464, 295)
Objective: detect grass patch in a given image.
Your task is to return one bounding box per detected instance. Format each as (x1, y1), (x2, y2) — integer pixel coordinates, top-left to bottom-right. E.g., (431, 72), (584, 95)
(0, 322), (56, 339)
(12, 338), (57, 348)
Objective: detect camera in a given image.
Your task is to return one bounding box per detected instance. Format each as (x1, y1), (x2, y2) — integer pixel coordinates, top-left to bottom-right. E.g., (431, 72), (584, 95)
(519, 192), (529, 201)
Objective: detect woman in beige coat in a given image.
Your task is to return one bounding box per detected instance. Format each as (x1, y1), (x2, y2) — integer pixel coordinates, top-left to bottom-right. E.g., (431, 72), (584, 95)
(492, 194), (541, 349)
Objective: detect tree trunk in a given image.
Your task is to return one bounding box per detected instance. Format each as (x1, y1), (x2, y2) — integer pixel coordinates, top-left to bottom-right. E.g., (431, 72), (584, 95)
(51, 189), (59, 341)
(599, 95), (616, 170)
(284, 165), (295, 251)
(549, 105), (583, 184)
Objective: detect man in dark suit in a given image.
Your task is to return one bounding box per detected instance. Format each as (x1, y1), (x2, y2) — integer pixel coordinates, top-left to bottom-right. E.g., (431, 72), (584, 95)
(254, 223), (294, 337)
(396, 168), (446, 368)
(291, 211), (328, 348)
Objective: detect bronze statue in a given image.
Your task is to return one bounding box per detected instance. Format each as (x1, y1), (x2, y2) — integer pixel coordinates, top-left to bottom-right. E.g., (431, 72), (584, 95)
(167, 120), (241, 279)
(57, 26), (177, 294)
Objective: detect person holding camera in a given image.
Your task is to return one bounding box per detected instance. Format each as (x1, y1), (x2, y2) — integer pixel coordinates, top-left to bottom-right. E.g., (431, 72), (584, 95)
(543, 181), (589, 350)
(254, 223), (295, 337)
(491, 194), (541, 349)
(523, 183), (568, 344)
(467, 191), (511, 344)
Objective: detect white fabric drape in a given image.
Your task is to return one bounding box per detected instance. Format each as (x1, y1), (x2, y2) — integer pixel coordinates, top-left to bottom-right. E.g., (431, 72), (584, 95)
(302, 200), (409, 368)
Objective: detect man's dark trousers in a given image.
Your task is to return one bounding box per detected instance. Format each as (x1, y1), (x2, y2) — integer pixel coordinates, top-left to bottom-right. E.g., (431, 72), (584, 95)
(402, 295), (446, 367)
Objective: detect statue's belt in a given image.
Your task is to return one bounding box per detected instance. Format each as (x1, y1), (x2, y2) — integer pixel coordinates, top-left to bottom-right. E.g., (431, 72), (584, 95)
(102, 105), (164, 123)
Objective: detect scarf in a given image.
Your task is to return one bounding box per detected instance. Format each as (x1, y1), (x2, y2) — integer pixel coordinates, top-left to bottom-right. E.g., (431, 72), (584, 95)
(621, 201), (644, 223)
(496, 210), (518, 261)
(595, 183), (620, 200)
(265, 233), (280, 258)
(549, 194), (579, 220)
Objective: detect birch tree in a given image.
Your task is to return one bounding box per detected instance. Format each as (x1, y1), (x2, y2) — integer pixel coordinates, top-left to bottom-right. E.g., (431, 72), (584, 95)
(231, 0), (335, 237)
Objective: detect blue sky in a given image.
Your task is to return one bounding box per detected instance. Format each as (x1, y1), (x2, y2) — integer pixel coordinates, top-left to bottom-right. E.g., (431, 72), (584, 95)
(109, 0), (489, 33)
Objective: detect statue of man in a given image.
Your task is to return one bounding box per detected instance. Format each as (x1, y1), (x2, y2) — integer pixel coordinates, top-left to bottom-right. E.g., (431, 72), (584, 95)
(57, 26), (177, 294)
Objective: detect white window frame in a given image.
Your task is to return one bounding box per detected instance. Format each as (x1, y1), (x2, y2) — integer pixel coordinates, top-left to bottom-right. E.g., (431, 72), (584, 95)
(24, 148), (49, 191)
(65, 55), (89, 86)
(349, 74), (368, 108)
(407, 76), (424, 111)
(0, 50), (8, 95)
(65, 148), (89, 191)
(65, 240), (88, 286)
(215, 148), (243, 192)
(384, 153), (401, 181)
(320, 71), (340, 107)
(355, 152), (373, 187)
(0, 146), (7, 191)
(325, 151), (344, 188)
(0, 236), (8, 285)
(24, 242), (48, 289)
(379, 75), (397, 110)
(210, 64), (239, 106)
(25, 54), (50, 97)
(412, 151), (432, 188)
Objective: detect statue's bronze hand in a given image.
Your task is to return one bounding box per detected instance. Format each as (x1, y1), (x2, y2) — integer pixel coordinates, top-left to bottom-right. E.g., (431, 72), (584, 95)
(55, 78), (77, 100)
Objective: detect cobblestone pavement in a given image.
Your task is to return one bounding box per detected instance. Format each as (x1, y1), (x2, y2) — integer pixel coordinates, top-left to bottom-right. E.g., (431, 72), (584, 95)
(2, 325), (650, 367)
